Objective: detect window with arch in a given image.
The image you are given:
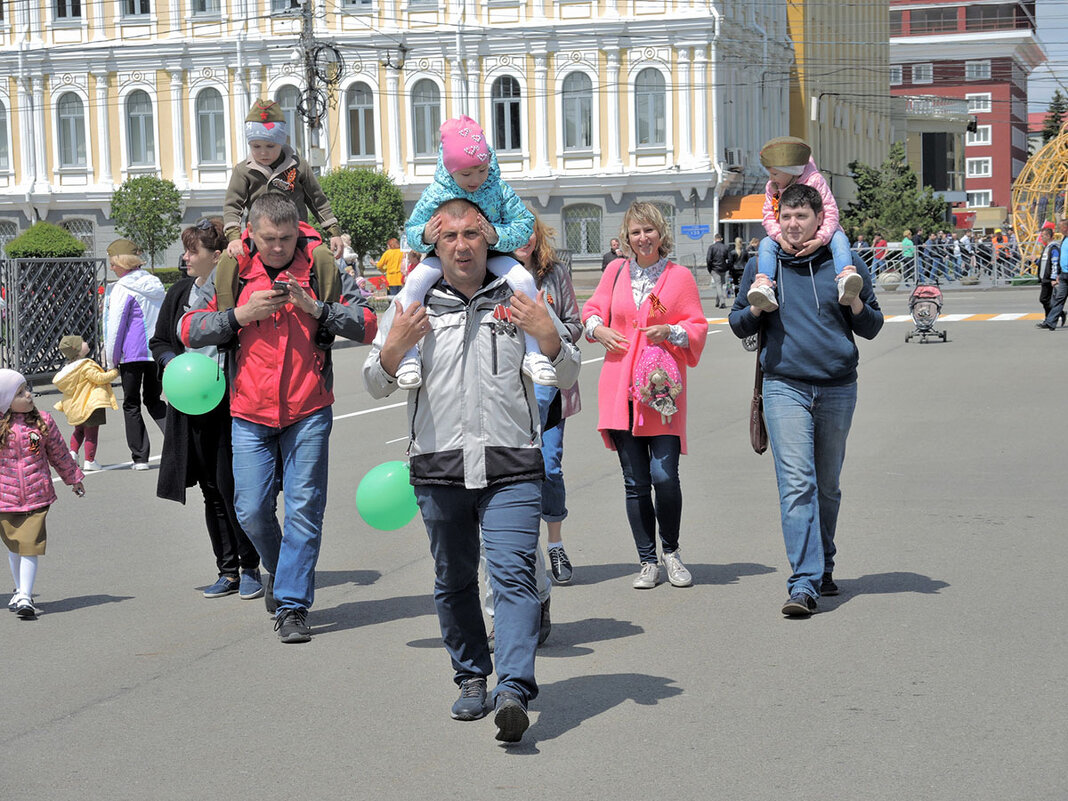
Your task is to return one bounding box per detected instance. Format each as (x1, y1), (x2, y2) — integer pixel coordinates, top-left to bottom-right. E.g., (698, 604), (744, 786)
(346, 82), (375, 158)
(126, 90), (155, 167)
(275, 85), (306, 155)
(635, 68), (666, 147)
(57, 92), (87, 168)
(561, 72), (592, 151)
(195, 88), (225, 164)
(0, 100), (8, 171)
(491, 76), (521, 153)
(61, 219), (96, 256)
(411, 79), (441, 157)
(563, 204), (601, 256)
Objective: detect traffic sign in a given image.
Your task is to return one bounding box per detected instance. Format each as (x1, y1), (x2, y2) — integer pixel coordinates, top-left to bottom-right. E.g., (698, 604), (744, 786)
(680, 224), (710, 240)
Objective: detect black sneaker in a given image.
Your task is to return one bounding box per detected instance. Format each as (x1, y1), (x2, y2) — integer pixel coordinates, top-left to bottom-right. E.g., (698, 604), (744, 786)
(538, 598), (551, 647)
(264, 573), (277, 616)
(781, 593), (817, 617)
(493, 691), (529, 743)
(274, 608), (311, 643)
(451, 677), (488, 721)
(548, 547), (573, 584)
(820, 575), (839, 596)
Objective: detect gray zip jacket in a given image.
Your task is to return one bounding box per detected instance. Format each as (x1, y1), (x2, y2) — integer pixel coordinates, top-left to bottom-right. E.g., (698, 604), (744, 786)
(363, 274), (581, 489)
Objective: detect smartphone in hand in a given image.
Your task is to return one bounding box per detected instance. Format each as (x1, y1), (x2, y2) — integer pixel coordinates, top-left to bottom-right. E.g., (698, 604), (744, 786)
(272, 279), (290, 295)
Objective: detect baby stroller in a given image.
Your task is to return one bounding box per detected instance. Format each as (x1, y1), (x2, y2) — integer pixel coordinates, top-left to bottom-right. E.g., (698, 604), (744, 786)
(905, 283), (947, 343)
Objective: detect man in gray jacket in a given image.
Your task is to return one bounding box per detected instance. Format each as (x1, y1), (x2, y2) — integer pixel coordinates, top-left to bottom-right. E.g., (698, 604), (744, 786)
(363, 198), (581, 745)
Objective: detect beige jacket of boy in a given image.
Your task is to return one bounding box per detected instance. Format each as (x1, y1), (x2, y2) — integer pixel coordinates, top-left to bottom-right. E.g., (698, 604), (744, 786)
(53, 359), (119, 426)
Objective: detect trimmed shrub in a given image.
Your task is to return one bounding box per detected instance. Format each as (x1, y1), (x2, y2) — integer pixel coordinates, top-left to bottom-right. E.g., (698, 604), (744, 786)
(4, 222), (87, 258)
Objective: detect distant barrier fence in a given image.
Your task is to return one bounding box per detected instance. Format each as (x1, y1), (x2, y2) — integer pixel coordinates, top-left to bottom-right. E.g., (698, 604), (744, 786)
(0, 258), (107, 378)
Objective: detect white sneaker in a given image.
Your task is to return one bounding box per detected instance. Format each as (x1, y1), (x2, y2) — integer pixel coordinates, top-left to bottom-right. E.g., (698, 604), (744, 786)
(83, 459), (102, 472)
(396, 357), (422, 390)
(131, 462), (150, 471)
(70, 450), (78, 461)
(663, 550), (693, 587)
(837, 271), (863, 304)
(747, 284), (779, 312)
(632, 562), (660, 590)
(522, 352), (558, 386)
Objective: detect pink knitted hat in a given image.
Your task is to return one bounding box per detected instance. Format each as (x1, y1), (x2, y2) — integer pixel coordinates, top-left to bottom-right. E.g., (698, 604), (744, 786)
(440, 115), (491, 174)
(0, 368), (27, 414)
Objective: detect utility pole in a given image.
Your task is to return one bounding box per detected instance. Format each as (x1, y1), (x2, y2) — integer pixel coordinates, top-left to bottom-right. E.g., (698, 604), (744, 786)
(300, 0), (324, 173)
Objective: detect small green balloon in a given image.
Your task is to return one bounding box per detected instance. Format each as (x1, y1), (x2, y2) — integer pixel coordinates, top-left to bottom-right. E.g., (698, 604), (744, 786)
(356, 461), (419, 531)
(163, 352), (226, 416)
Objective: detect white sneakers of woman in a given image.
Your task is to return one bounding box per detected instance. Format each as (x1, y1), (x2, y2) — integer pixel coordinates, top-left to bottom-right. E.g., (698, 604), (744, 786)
(523, 353), (558, 386)
(633, 562), (660, 589)
(84, 459), (102, 472)
(396, 358), (423, 390)
(747, 284), (779, 312)
(662, 551), (693, 587)
(837, 271), (863, 304)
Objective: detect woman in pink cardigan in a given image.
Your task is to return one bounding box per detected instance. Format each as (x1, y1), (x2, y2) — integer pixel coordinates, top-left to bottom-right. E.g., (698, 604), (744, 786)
(581, 202), (708, 590)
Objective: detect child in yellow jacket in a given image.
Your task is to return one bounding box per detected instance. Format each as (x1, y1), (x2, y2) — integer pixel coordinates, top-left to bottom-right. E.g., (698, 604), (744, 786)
(52, 335), (118, 472)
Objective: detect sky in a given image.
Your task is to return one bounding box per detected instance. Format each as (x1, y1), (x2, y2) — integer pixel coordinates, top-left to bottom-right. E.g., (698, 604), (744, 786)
(1028, 0), (1068, 111)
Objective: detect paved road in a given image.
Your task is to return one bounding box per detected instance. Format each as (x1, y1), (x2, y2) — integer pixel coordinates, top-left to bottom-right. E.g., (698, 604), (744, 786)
(4, 287), (1065, 800)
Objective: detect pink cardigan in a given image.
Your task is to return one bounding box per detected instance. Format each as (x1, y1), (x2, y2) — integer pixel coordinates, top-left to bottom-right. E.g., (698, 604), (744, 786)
(582, 259), (708, 453)
(762, 157), (841, 245)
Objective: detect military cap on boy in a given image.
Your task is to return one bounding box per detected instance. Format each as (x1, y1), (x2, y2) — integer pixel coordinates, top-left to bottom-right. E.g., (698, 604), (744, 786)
(759, 137), (812, 170)
(245, 99), (289, 145)
(0, 368), (27, 415)
(59, 335), (85, 362)
(107, 239), (142, 257)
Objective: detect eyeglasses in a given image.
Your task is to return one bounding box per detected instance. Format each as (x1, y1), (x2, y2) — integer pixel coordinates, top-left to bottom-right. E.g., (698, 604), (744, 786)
(194, 218), (215, 231)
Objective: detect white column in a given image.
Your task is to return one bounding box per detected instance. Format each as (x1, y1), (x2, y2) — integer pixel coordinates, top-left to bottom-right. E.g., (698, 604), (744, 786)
(386, 69), (403, 181)
(169, 0), (181, 36)
(93, 70), (112, 187)
(465, 57), (480, 120)
(532, 52), (551, 176)
(693, 46), (709, 166)
(31, 79), (49, 192)
(28, 1), (42, 44)
(17, 78), (35, 190)
(605, 46), (623, 172)
(93, 0), (107, 40)
(532, 0), (546, 19)
(604, 0), (620, 19)
(169, 70), (188, 188)
(450, 58), (464, 119)
(677, 47), (692, 167)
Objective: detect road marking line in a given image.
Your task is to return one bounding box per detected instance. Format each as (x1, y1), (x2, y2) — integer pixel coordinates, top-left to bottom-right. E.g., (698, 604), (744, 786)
(706, 312), (1047, 324)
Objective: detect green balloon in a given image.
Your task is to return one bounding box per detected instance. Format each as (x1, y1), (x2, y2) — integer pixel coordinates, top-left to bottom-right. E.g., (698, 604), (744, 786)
(162, 352), (226, 416)
(356, 460), (419, 531)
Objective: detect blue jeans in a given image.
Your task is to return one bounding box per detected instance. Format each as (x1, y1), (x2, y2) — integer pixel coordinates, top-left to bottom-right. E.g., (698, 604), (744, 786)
(231, 406), (332, 612)
(535, 384), (567, 523)
(762, 377), (856, 599)
(415, 481), (542, 705)
(758, 230), (853, 280)
(608, 428), (682, 564)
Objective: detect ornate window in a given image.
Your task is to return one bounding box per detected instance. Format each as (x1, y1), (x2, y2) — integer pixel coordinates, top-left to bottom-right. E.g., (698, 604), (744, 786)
(57, 92), (87, 168)
(346, 82), (375, 158)
(126, 89), (155, 167)
(275, 85), (306, 155)
(411, 79), (441, 157)
(491, 76), (521, 152)
(195, 88), (225, 164)
(561, 72), (592, 151)
(563, 204), (601, 256)
(635, 68), (666, 147)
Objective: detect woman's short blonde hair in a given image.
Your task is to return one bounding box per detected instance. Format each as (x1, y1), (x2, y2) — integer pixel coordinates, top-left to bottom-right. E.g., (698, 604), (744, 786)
(110, 253), (145, 271)
(619, 201), (673, 260)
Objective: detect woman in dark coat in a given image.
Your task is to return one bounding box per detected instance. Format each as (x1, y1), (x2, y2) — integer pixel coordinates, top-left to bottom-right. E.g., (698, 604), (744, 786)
(150, 218), (262, 600)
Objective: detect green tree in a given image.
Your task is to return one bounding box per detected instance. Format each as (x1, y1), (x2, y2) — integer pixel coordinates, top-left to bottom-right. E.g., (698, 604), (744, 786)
(318, 167), (405, 270)
(4, 222), (87, 258)
(840, 141), (949, 242)
(109, 176), (183, 269)
(1041, 90), (1068, 143)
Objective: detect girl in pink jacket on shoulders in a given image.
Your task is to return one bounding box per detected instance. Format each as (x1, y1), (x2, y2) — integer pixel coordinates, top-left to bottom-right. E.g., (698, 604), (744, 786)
(747, 137), (861, 313)
(581, 202), (707, 591)
(0, 370), (84, 620)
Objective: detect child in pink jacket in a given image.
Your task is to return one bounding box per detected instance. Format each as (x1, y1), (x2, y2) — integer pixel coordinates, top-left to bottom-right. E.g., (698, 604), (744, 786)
(747, 137), (861, 312)
(0, 370), (84, 620)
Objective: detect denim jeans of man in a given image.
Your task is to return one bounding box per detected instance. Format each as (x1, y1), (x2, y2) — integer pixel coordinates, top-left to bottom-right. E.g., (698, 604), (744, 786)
(415, 481), (542, 705)
(608, 428), (682, 564)
(534, 384), (567, 523)
(762, 376), (856, 599)
(231, 406), (332, 612)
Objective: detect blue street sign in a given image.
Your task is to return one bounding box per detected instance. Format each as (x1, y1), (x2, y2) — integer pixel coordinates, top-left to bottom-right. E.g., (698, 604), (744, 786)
(680, 225), (710, 240)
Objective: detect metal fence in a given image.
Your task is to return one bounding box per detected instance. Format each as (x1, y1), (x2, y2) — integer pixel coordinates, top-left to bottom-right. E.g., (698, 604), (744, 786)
(0, 258), (107, 378)
(850, 242), (1035, 287)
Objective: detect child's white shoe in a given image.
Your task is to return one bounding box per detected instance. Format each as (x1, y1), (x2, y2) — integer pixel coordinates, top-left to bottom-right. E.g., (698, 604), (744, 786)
(523, 352), (558, 386)
(8, 591), (19, 612)
(70, 450), (78, 461)
(747, 284), (779, 312)
(84, 459), (102, 472)
(396, 357), (423, 390)
(837, 271), (863, 304)
(14, 594), (38, 619)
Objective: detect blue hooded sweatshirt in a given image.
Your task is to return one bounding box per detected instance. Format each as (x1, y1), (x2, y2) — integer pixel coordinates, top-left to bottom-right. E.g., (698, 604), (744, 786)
(729, 247), (883, 385)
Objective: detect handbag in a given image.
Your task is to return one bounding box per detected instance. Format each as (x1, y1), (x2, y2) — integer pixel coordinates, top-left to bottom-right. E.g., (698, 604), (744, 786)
(749, 327), (768, 454)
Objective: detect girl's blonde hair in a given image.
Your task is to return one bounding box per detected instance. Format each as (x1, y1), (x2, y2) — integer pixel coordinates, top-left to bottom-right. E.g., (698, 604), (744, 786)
(524, 211), (560, 283)
(110, 253), (145, 271)
(0, 407), (48, 449)
(733, 237), (746, 257)
(619, 201), (673, 260)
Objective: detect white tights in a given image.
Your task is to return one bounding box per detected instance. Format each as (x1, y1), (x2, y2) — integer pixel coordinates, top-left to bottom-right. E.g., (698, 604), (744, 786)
(8, 552), (38, 597)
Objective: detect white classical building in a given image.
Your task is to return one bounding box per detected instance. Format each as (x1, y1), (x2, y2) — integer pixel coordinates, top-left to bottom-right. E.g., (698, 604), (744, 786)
(0, 0), (790, 270)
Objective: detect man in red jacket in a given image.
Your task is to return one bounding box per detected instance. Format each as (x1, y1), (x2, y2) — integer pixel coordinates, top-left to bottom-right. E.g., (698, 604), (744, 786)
(181, 194), (376, 644)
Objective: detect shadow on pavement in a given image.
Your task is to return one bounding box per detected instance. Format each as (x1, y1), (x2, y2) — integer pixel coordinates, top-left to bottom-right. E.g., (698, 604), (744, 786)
(508, 673), (683, 752)
(313, 593), (435, 636)
(821, 571), (949, 611)
(315, 569), (382, 590)
(537, 616), (644, 657)
(38, 594), (134, 614)
(572, 561), (776, 587)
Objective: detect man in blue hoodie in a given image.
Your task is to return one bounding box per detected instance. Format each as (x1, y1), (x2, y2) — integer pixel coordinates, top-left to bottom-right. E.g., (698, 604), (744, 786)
(729, 183), (884, 616)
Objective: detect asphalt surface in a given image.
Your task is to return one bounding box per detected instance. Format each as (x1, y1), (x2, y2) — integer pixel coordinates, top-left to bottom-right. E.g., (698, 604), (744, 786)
(3, 285), (1065, 800)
